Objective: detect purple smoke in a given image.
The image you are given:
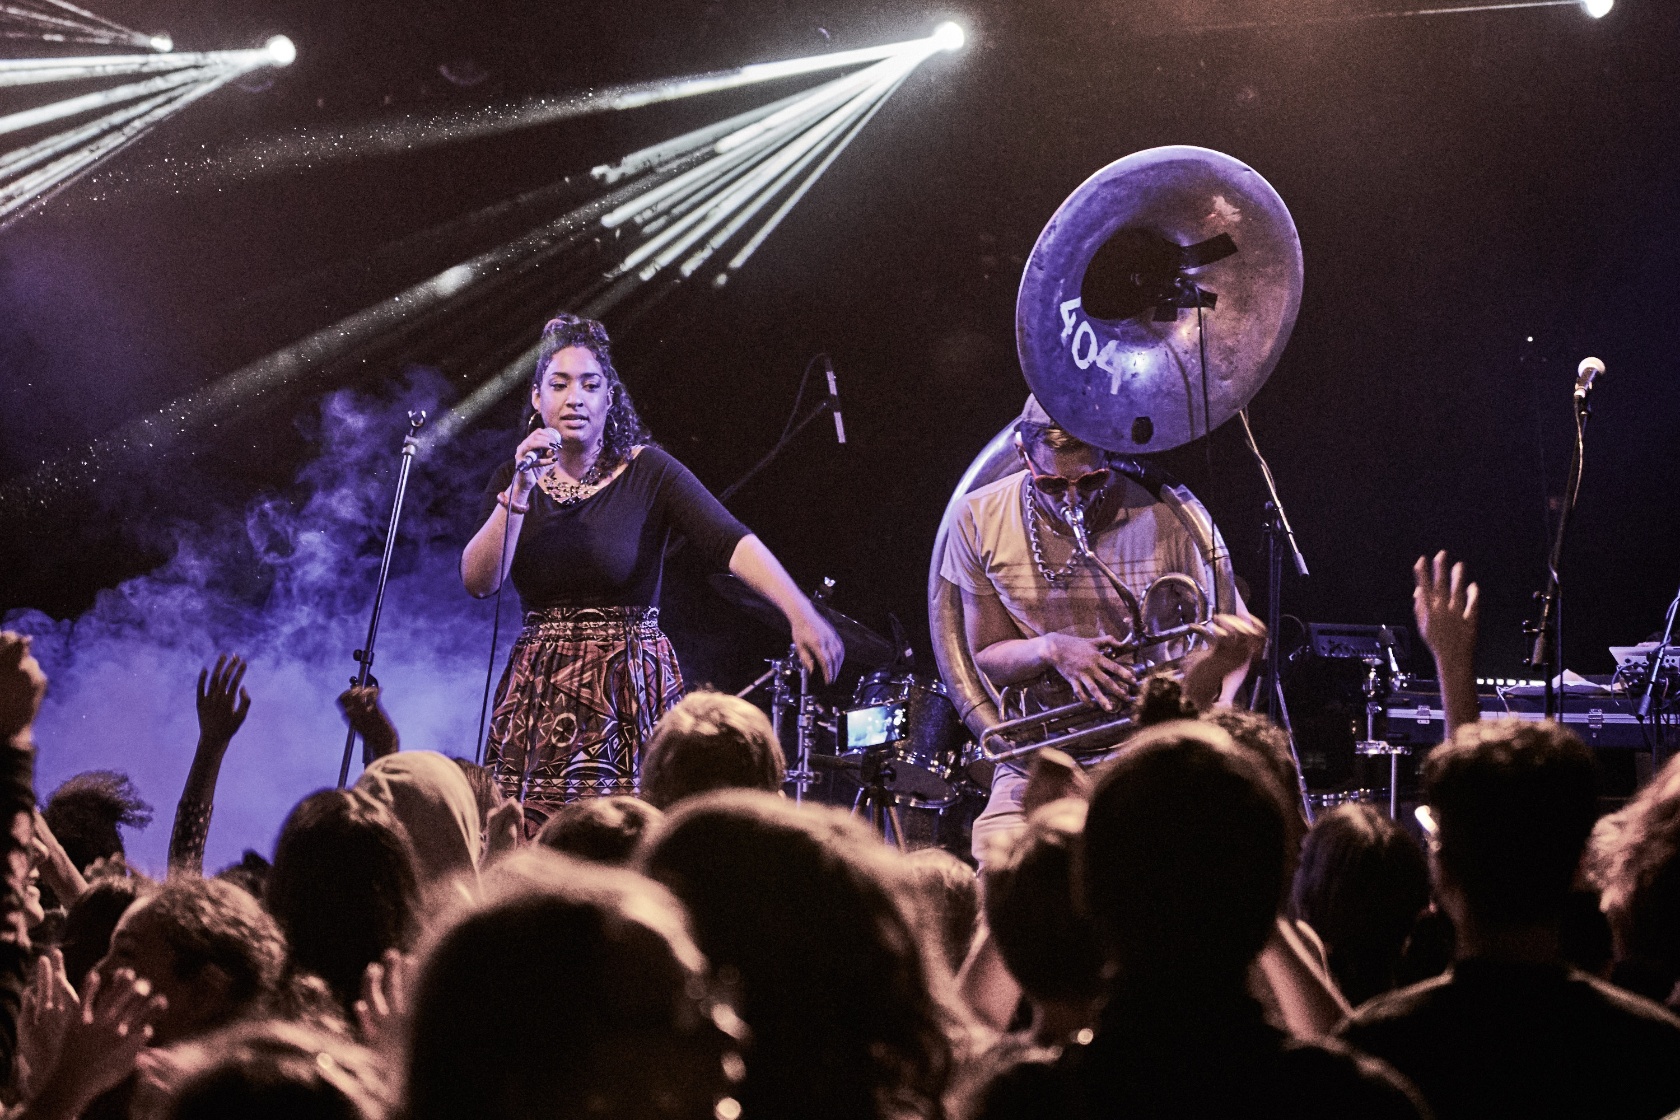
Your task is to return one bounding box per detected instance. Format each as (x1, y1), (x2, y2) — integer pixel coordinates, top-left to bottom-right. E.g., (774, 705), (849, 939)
(7, 371), (513, 874)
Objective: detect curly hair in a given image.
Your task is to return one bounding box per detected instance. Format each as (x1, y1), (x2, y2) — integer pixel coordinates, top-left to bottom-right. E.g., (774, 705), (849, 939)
(43, 769), (154, 872)
(530, 313), (655, 472)
(642, 791), (968, 1120)
(1587, 751), (1680, 980)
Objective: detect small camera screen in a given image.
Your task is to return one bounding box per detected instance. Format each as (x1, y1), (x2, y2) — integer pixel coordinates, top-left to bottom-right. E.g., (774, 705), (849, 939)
(846, 703), (906, 749)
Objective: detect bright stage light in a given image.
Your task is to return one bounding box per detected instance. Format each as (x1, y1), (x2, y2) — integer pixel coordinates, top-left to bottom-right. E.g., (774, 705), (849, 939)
(932, 21), (966, 51)
(150, 33), (172, 52)
(266, 35), (296, 66)
(1583, 0), (1612, 16)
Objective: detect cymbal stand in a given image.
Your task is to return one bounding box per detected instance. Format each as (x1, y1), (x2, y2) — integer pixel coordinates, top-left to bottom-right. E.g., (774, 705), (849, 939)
(737, 647), (817, 803)
(853, 752), (907, 851)
(1352, 656), (1409, 819)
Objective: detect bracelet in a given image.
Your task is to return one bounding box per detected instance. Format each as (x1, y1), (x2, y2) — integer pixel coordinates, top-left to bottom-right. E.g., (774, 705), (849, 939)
(497, 491), (530, 515)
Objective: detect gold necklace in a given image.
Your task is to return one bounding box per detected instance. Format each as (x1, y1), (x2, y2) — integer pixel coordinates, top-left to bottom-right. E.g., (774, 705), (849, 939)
(536, 447), (612, 507)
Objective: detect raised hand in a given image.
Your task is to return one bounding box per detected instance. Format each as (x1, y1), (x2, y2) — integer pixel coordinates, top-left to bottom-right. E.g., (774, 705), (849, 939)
(0, 632), (48, 744)
(17, 949), (78, 1098)
(1180, 614), (1269, 711)
(1412, 552), (1479, 671)
(1413, 551), (1480, 735)
(24, 967), (166, 1120)
(195, 654), (251, 748)
(338, 685), (400, 761)
(354, 949), (412, 1053)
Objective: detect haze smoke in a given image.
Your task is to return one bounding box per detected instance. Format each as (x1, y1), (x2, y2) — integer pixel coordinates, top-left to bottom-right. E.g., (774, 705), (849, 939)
(6, 370), (514, 874)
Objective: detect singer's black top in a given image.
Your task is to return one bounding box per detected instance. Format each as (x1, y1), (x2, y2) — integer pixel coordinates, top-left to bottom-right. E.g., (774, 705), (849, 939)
(480, 446), (749, 610)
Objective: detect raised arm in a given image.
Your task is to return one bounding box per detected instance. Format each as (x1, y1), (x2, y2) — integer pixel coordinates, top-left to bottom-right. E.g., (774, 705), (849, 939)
(462, 431), (563, 597)
(168, 654), (251, 875)
(338, 686), (400, 763)
(1413, 551), (1480, 738)
(0, 633), (47, 1087)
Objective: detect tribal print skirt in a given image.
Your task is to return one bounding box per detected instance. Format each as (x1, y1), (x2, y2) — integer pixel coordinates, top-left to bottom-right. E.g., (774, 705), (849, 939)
(484, 606), (684, 816)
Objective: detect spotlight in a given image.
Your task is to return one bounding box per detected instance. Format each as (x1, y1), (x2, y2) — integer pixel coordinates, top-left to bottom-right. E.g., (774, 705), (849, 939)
(1582, 0), (1612, 15)
(265, 35), (296, 67)
(150, 33), (173, 53)
(932, 21), (966, 51)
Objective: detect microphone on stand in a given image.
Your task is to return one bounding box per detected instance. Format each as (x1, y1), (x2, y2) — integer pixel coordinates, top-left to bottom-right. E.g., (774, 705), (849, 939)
(1574, 356), (1606, 400)
(823, 356), (847, 445)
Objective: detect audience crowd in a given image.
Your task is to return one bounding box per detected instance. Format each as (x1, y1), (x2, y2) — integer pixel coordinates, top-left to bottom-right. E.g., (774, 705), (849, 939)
(0, 549), (1676, 1119)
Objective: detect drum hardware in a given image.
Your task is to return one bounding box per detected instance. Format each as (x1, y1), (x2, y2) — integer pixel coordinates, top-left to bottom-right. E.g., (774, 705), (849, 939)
(736, 644), (837, 805)
(853, 753), (910, 851)
(1250, 500), (1315, 824)
(1352, 652), (1408, 820)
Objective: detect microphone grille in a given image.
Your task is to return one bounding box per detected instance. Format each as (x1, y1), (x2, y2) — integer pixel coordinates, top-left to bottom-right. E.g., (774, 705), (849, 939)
(1577, 356), (1606, 377)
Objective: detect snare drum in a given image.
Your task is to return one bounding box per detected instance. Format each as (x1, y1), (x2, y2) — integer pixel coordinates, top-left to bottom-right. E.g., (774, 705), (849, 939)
(842, 672), (965, 808)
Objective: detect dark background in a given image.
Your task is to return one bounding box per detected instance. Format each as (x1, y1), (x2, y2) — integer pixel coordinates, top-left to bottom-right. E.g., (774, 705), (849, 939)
(3, 0), (1677, 689)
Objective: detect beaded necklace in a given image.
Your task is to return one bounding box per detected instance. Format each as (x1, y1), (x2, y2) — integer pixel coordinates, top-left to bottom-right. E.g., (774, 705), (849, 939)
(536, 445), (614, 506)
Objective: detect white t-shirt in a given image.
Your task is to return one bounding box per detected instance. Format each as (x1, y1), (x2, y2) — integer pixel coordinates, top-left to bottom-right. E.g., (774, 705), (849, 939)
(940, 470), (1213, 652)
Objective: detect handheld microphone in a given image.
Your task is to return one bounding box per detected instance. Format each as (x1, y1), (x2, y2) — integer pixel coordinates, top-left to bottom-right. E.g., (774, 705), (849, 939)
(1574, 356), (1606, 400)
(516, 430), (557, 473)
(823, 356), (846, 445)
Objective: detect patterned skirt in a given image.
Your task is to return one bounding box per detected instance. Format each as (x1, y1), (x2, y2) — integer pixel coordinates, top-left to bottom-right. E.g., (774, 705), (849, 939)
(484, 606), (684, 816)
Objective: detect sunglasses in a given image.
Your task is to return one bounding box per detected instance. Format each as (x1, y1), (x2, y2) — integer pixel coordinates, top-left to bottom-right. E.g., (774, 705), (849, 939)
(1028, 466), (1112, 499)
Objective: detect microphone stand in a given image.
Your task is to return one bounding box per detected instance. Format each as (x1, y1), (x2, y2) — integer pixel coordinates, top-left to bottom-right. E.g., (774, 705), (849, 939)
(337, 410), (426, 788)
(1235, 409), (1314, 824)
(1527, 389), (1594, 720)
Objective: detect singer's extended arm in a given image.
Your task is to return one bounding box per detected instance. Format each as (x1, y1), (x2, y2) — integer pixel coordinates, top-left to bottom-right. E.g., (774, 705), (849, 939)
(728, 536), (844, 683)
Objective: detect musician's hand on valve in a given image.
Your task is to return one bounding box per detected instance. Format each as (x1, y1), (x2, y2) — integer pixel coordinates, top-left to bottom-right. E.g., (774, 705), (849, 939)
(1042, 633), (1134, 712)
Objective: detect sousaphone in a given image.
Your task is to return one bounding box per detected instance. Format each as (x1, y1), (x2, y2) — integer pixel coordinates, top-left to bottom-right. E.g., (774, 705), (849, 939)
(928, 145), (1303, 745)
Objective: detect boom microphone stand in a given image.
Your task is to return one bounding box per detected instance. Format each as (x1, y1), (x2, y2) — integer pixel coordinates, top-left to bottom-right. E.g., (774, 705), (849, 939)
(1236, 409), (1315, 824)
(337, 410), (425, 788)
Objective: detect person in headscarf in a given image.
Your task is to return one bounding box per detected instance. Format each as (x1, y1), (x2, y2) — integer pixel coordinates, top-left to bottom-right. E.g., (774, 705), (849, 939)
(355, 752), (480, 905)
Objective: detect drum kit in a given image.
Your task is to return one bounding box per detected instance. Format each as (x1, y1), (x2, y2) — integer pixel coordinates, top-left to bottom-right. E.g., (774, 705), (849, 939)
(722, 145), (1329, 845)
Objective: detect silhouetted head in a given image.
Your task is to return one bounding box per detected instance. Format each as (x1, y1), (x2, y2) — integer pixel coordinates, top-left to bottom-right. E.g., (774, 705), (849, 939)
(536, 796), (662, 866)
(158, 1019), (391, 1120)
(900, 847), (978, 978)
(43, 770), (152, 873)
(266, 789), (422, 1014)
(1425, 719), (1598, 927)
(1290, 802), (1430, 1005)
(984, 798), (1105, 1007)
(642, 791), (960, 1120)
(1083, 721), (1289, 996)
(406, 849), (741, 1120)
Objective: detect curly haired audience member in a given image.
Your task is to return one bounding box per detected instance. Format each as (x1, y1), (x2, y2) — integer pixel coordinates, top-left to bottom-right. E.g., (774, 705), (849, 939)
(1590, 751), (1680, 1010)
(643, 791), (973, 1120)
(41, 772), (151, 883)
(1340, 721), (1680, 1120)
(638, 691), (786, 810)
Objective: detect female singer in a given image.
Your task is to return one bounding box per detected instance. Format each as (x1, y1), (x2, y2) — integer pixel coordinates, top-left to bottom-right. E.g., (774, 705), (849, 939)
(462, 314), (843, 818)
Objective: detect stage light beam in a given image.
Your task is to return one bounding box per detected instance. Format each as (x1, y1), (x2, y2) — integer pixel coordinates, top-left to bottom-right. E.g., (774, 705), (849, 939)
(1583, 0), (1612, 16)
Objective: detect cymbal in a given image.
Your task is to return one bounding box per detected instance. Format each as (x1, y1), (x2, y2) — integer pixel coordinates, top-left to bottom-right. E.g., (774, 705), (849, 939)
(707, 574), (898, 669)
(1016, 145), (1303, 454)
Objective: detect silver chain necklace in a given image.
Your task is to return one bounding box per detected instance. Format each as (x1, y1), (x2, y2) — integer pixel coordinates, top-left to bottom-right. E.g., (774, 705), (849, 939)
(1023, 480), (1085, 585)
